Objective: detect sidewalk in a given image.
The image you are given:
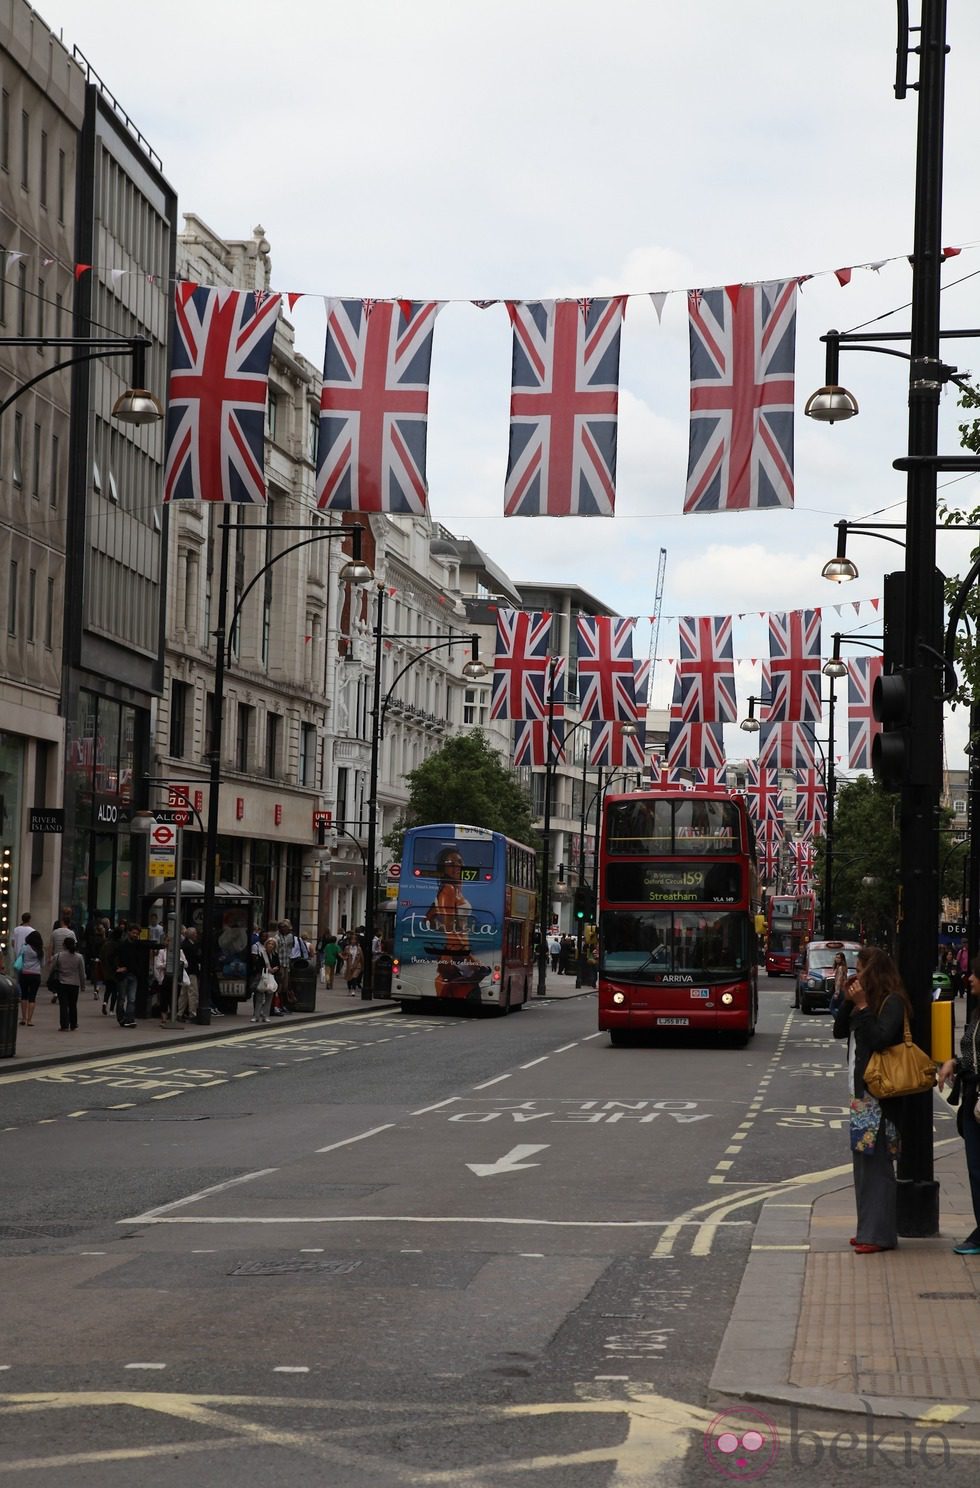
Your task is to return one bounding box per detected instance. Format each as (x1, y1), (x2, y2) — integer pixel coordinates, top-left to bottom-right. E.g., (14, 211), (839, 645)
(711, 1144), (980, 1423)
(1, 971), (592, 1075)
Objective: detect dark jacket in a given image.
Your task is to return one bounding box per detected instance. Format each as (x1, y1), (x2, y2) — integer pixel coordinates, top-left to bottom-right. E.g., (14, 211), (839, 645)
(115, 937), (145, 977)
(833, 993), (907, 1098)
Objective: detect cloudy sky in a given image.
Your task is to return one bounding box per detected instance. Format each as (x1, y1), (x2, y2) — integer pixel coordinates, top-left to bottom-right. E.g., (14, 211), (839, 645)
(52, 0), (980, 760)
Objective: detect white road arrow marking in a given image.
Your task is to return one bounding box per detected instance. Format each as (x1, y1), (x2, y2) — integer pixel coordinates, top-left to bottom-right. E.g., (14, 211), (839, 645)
(466, 1143), (549, 1177)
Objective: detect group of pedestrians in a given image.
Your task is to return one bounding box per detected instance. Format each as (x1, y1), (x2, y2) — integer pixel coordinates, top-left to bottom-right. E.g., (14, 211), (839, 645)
(247, 920), (312, 1023)
(10, 909), (89, 1032)
(314, 928), (390, 995)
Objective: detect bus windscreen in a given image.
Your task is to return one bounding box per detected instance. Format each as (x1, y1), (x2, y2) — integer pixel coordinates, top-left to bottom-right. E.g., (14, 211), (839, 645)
(408, 837), (496, 882)
(600, 910), (749, 982)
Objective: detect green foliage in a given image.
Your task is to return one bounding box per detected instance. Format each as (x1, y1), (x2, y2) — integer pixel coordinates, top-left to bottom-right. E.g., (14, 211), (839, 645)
(939, 382), (980, 706)
(383, 730), (538, 861)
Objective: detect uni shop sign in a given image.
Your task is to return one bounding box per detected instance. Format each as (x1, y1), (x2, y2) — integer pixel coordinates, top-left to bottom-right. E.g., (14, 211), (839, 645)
(93, 798), (131, 830)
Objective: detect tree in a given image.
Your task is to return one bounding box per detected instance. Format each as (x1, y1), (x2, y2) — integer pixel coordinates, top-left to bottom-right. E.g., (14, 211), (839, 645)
(384, 731), (538, 860)
(820, 776), (899, 945)
(939, 383), (980, 702)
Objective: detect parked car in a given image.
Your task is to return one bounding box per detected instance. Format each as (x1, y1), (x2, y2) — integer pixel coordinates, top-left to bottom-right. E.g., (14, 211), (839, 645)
(794, 939), (861, 1014)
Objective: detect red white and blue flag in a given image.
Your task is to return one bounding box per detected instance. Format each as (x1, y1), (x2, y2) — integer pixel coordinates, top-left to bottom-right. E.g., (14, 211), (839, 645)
(491, 610), (562, 720)
(848, 655), (884, 770)
(757, 721), (816, 770)
(745, 761), (782, 827)
(684, 278), (797, 514)
(757, 826), (780, 880)
(588, 657), (649, 767)
(676, 615), (737, 723)
(695, 767), (728, 791)
(316, 298), (442, 514)
(795, 768), (827, 828)
(164, 285), (282, 503)
(768, 609), (822, 722)
(791, 838), (816, 874)
(667, 678), (726, 769)
(577, 615), (636, 721)
(513, 716), (566, 768)
(505, 297), (626, 517)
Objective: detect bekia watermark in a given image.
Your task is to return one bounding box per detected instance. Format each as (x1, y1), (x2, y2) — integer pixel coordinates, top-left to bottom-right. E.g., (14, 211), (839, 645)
(704, 1403), (952, 1478)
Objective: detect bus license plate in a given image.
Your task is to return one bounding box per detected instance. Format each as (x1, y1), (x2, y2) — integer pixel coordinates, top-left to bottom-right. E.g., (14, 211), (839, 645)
(690, 988), (710, 998)
(657, 1016), (689, 1026)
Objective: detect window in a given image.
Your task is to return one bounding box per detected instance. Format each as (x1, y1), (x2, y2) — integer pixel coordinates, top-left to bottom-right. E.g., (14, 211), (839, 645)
(265, 388), (279, 442)
(57, 149), (66, 222)
(953, 798), (967, 816)
(45, 577), (54, 649)
(20, 109), (28, 189)
(463, 686), (489, 726)
(0, 243), (5, 323)
(17, 260), (26, 336)
(236, 702), (253, 772)
(0, 90), (8, 171)
(31, 422), (41, 499)
(39, 131), (47, 207)
(204, 691), (215, 760)
(299, 722), (316, 786)
(265, 712), (281, 778)
(50, 433), (59, 507)
(336, 766), (348, 830)
(12, 412), (23, 486)
(26, 568), (36, 643)
(36, 278), (44, 336)
(308, 408), (318, 461)
(7, 560), (17, 635)
(170, 679), (190, 759)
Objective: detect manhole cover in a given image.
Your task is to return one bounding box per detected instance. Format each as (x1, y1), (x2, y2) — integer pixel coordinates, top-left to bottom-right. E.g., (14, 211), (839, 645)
(918, 1291), (977, 1300)
(230, 1259), (363, 1276)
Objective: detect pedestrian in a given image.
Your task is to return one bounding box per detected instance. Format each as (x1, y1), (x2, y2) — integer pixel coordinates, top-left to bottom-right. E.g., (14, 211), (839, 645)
(342, 932), (364, 994)
(832, 945), (909, 1254)
(276, 920), (294, 1010)
(828, 950), (849, 1015)
(11, 910), (35, 962)
(114, 924), (144, 1027)
(320, 933), (340, 989)
(16, 928), (44, 1026)
(937, 954), (980, 1254)
(49, 934), (86, 1032)
(50, 911), (75, 1002)
(559, 934), (575, 975)
(147, 912), (164, 944)
(957, 941), (970, 997)
(249, 935), (277, 1023)
(548, 930), (561, 974)
(180, 927), (201, 1023)
(101, 921), (124, 1018)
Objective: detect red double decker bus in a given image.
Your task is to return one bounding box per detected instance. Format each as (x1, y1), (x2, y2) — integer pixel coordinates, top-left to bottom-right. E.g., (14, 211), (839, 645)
(764, 893), (814, 977)
(597, 789), (760, 1045)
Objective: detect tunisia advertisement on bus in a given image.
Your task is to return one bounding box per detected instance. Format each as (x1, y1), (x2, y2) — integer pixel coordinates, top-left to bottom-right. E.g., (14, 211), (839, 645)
(393, 826), (502, 1004)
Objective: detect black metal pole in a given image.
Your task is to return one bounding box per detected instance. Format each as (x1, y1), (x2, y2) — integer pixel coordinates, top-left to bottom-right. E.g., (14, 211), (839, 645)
(199, 508), (231, 1023)
(363, 582), (385, 1000)
(575, 744), (589, 987)
(823, 681), (837, 939)
(896, 0), (947, 1237)
(968, 700), (980, 965)
(536, 659), (558, 998)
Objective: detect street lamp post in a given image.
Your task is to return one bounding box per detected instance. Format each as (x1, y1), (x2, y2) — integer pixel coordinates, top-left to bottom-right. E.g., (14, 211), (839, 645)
(198, 518), (371, 1021)
(362, 580), (488, 1000)
(0, 335), (163, 424)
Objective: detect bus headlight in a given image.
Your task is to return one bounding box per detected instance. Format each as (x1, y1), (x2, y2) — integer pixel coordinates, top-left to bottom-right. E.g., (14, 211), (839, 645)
(612, 992), (626, 1005)
(721, 992), (734, 1005)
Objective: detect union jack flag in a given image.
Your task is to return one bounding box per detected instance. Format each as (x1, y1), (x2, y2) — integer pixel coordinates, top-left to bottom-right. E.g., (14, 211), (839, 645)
(666, 686), (726, 770)
(676, 616), (737, 722)
(316, 298), (442, 513)
(768, 609), (822, 722)
(695, 767), (728, 790)
(651, 757), (684, 788)
(757, 721), (816, 770)
(745, 761), (782, 827)
(684, 279), (797, 514)
(791, 838), (817, 873)
(795, 767), (827, 828)
(513, 716), (566, 768)
(490, 611), (562, 720)
(164, 285), (282, 503)
(757, 829), (780, 880)
(576, 616), (636, 721)
(588, 656), (649, 766)
(505, 297), (626, 517)
(848, 655), (884, 770)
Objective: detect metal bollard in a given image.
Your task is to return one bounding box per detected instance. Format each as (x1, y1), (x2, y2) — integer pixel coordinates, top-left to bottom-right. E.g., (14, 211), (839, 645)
(931, 998), (954, 1065)
(0, 973), (19, 1058)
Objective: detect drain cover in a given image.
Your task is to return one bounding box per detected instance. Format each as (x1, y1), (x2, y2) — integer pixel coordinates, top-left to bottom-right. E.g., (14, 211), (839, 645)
(230, 1259), (363, 1276)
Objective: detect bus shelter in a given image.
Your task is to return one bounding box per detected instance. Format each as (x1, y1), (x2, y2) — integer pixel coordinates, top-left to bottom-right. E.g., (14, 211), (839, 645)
(140, 880), (261, 1009)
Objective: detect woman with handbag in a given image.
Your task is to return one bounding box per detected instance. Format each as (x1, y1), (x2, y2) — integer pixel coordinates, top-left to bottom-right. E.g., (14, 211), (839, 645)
(832, 945), (909, 1253)
(249, 935), (278, 1023)
(16, 929), (44, 1026)
(937, 955), (980, 1255)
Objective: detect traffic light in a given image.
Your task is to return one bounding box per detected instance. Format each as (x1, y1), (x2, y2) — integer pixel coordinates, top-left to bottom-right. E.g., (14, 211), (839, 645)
(573, 884), (596, 922)
(872, 665), (940, 790)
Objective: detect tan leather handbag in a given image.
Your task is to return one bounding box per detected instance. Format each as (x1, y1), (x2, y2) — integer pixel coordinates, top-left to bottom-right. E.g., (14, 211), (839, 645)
(863, 1015), (937, 1099)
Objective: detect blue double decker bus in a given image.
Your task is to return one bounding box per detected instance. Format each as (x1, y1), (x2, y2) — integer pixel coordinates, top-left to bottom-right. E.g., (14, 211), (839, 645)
(391, 823), (536, 1014)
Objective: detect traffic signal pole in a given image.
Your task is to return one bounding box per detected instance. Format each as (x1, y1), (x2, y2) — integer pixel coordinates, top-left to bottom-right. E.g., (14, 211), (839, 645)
(895, 0), (947, 1236)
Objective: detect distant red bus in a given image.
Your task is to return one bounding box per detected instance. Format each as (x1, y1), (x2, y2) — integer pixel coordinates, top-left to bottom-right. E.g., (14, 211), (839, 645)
(765, 893), (814, 976)
(597, 789), (760, 1045)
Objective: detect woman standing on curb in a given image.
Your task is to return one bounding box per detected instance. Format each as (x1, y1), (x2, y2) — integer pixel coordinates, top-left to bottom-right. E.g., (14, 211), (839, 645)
(50, 934), (87, 1032)
(832, 945), (909, 1254)
(937, 955), (980, 1255)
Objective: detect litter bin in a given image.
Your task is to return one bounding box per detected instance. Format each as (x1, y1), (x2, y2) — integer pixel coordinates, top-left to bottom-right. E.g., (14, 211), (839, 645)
(288, 963), (317, 1013)
(0, 973), (18, 1058)
(373, 953), (394, 998)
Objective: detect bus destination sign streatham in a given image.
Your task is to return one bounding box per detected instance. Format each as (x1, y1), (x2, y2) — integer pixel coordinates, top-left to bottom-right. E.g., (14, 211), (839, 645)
(605, 861), (741, 905)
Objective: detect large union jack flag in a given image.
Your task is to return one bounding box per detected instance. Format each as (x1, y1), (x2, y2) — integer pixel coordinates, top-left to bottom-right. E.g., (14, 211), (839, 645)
(795, 768), (827, 828)
(757, 827), (780, 880)
(316, 298), (442, 514)
(577, 616), (636, 721)
(513, 716), (565, 768)
(164, 285), (282, 503)
(757, 721), (816, 771)
(848, 655), (884, 770)
(491, 611), (562, 720)
(677, 616), (737, 723)
(505, 297), (626, 517)
(695, 767), (728, 790)
(666, 677), (726, 770)
(745, 761), (783, 827)
(588, 659), (649, 767)
(684, 278), (797, 514)
(768, 609), (822, 722)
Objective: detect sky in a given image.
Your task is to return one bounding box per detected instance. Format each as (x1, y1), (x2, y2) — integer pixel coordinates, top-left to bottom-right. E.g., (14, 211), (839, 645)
(49, 0), (980, 766)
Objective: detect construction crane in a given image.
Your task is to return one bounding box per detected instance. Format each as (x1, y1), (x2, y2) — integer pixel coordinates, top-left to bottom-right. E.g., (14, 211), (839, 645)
(647, 546), (668, 692)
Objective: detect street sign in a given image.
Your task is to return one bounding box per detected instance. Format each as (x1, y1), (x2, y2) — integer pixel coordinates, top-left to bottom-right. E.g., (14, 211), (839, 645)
(29, 808), (64, 834)
(313, 809), (333, 827)
(149, 848), (176, 879)
(387, 862), (401, 879)
(150, 822), (177, 850)
(153, 807), (192, 827)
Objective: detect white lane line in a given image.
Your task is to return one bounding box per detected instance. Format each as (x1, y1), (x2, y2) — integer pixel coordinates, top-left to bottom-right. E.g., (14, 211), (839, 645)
(191, 1249), (216, 1253)
(409, 1097), (460, 1115)
(124, 1362), (166, 1370)
(79, 1251), (106, 1256)
(0, 1365), (10, 1371)
(551, 1044), (578, 1053)
(151, 1091), (184, 1101)
(519, 1252), (545, 1258)
(316, 1123), (395, 1155)
(129, 1214), (753, 1229)
(67, 1110), (88, 1119)
(273, 1366), (309, 1373)
(107, 1103), (136, 1110)
(472, 1074), (512, 1090)
(519, 1057), (549, 1069)
(583, 1032), (604, 1041)
(120, 1167), (280, 1223)
(299, 1248), (324, 1253)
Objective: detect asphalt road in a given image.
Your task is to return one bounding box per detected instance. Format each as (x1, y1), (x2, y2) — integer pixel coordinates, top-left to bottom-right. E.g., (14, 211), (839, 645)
(0, 978), (975, 1486)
